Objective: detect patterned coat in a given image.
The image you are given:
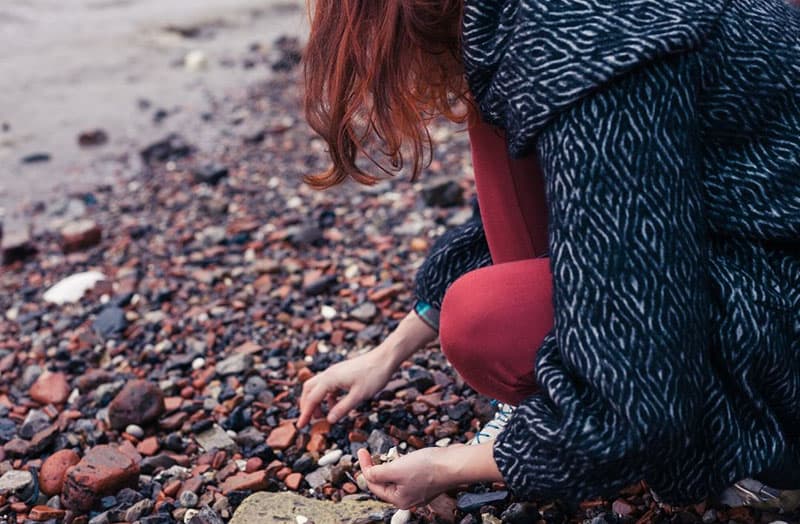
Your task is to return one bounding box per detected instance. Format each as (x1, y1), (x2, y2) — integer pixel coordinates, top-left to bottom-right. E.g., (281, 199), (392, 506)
(414, 0), (800, 506)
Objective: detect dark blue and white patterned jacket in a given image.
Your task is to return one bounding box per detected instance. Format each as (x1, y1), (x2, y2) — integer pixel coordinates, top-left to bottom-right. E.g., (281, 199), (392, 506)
(414, 0), (800, 506)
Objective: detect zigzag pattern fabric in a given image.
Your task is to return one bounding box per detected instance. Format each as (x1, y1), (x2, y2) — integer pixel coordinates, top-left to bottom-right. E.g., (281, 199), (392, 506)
(414, 198), (493, 312)
(455, 0), (800, 505)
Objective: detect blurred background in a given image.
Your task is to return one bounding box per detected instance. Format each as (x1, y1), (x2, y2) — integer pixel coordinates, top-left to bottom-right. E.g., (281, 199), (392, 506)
(1, 0), (307, 228)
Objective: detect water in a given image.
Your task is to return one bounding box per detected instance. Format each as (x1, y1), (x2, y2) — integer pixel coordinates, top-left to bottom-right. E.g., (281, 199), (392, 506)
(0, 0), (307, 221)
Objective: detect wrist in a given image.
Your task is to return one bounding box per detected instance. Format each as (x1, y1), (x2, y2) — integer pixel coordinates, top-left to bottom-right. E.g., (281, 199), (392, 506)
(436, 444), (504, 487)
(378, 310), (437, 367)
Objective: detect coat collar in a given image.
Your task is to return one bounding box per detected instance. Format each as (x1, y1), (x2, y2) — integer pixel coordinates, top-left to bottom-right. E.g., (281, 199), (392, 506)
(462, 0), (728, 157)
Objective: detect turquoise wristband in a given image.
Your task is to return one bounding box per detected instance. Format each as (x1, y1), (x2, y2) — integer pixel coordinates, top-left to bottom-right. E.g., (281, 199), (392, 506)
(413, 300), (440, 332)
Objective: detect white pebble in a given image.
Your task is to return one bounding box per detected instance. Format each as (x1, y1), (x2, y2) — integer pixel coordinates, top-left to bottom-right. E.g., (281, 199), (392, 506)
(184, 50), (208, 71)
(318, 449), (343, 467)
(321, 305), (337, 319)
(435, 438), (451, 447)
(296, 516), (309, 524)
(125, 424), (145, 439)
(391, 509), (412, 524)
(191, 357), (206, 371)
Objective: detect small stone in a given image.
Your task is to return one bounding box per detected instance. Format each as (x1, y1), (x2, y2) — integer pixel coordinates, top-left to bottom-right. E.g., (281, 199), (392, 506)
(29, 505), (66, 521)
(349, 302), (377, 322)
(500, 502), (540, 524)
(180, 490), (200, 508)
(318, 449), (342, 467)
(43, 271), (107, 304)
(267, 423), (297, 451)
(40, 449), (81, 496)
(216, 354), (254, 376)
(188, 507), (225, 524)
(61, 219), (102, 253)
(421, 177), (464, 207)
(185, 49), (208, 71)
(284, 472), (303, 491)
(108, 380), (165, 430)
(244, 376), (267, 396)
(196, 424), (238, 453)
(125, 499), (154, 521)
(481, 514), (502, 524)
(194, 165), (229, 185)
(78, 128), (109, 147)
(391, 509), (412, 524)
(611, 498), (635, 516)
(1, 230), (37, 265)
(19, 409), (51, 439)
(29, 371), (70, 405)
(62, 445), (140, 511)
(93, 306), (128, 338)
(125, 424), (145, 439)
(305, 466), (331, 490)
(221, 471), (269, 494)
(456, 491), (509, 513)
(367, 429), (393, 455)
(0, 470), (33, 495)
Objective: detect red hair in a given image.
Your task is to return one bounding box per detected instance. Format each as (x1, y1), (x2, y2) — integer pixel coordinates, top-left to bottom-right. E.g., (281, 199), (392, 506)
(303, 0), (471, 188)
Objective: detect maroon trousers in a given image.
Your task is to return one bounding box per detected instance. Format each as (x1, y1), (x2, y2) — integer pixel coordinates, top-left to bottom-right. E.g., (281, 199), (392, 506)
(439, 122), (554, 406)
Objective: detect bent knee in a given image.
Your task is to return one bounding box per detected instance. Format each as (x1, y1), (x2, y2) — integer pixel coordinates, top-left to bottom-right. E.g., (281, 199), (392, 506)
(439, 269), (493, 368)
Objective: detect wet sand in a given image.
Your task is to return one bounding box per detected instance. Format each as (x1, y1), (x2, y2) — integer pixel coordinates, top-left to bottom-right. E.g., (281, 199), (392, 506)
(0, 0), (306, 222)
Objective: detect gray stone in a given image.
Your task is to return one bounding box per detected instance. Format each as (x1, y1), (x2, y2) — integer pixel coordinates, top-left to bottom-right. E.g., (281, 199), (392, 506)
(93, 306), (127, 338)
(19, 409), (51, 439)
(456, 491), (509, 513)
(366, 429), (393, 455)
(0, 470), (33, 495)
(188, 507), (226, 524)
(125, 424), (145, 439)
(305, 466), (332, 490)
(243, 376), (267, 396)
(230, 492), (391, 524)
(349, 303), (377, 323)
(215, 354), (253, 376)
(125, 499), (155, 522)
(196, 424), (237, 452)
(180, 490), (200, 508)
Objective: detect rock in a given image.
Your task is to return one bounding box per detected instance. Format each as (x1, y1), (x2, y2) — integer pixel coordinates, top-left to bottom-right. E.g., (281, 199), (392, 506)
(480, 514), (502, 524)
(611, 498), (635, 517)
(21, 152), (51, 163)
(303, 274), (337, 296)
(29, 371), (70, 405)
(185, 50), (209, 71)
(266, 423), (297, 451)
(180, 490), (200, 508)
(193, 164), (229, 186)
(62, 445), (140, 511)
(43, 271), (107, 304)
(304, 466), (332, 489)
(188, 507), (226, 524)
(456, 491), (509, 513)
(366, 430), (393, 455)
(391, 509), (412, 524)
(29, 505), (67, 521)
(140, 134), (192, 163)
(244, 376), (267, 396)
(216, 353), (253, 376)
(19, 409), (51, 439)
(40, 449), (81, 496)
(500, 502), (540, 523)
(2, 230), (37, 265)
(0, 418), (16, 442)
(196, 424), (237, 453)
(318, 449), (342, 467)
(421, 177), (464, 207)
(93, 306), (128, 338)
(125, 499), (155, 521)
(108, 380), (165, 430)
(285, 472), (303, 491)
(125, 424), (145, 439)
(220, 471), (270, 494)
(0, 469), (33, 495)
(78, 129), (109, 147)
(349, 303), (377, 322)
(230, 492), (391, 524)
(60, 219), (102, 253)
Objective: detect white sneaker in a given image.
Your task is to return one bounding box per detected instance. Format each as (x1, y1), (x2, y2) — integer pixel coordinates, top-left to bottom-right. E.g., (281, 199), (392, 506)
(716, 478), (800, 513)
(469, 401), (515, 445)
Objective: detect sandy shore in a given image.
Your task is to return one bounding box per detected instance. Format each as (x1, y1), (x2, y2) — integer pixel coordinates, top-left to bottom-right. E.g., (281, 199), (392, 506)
(0, 0), (306, 223)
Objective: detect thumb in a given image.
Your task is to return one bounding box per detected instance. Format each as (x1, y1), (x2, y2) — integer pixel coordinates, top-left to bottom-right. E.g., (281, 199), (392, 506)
(327, 388), (362, 423)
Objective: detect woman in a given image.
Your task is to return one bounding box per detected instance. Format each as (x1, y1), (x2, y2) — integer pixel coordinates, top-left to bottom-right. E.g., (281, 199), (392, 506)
(297, 0), (800, 512)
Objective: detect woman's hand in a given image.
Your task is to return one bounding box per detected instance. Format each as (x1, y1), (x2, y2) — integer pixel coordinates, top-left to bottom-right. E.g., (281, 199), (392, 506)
(357, 443), (504, 510)
(298, 346), (396, 427)
(297, 310), (437, 428)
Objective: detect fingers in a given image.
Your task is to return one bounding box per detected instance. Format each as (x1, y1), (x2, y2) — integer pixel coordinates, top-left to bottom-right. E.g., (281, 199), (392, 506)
(357, 449), (394, 484)
(327, 388), (362, 424)
(357, 450), (410, 508)
(297, 379), (328, 428)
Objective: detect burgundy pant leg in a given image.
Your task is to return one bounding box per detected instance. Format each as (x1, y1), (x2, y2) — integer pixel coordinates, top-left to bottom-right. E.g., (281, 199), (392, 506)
(439, 121), (553, 405)
(439, 258), (553, 405)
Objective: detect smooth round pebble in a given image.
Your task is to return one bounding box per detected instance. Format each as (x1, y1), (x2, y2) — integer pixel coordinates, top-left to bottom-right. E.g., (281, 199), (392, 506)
(179, 491), (199, 508)
(125, 424), (145, 439)
(318, 449), (343, 467)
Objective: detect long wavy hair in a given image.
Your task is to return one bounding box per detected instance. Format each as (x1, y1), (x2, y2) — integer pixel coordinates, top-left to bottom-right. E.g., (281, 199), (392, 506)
(303, 0), (471, 188)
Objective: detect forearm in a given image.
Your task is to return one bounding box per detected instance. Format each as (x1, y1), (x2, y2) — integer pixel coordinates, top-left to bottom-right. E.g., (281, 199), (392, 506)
(437, 443), (503, 486)
(375, 309), (437, 369)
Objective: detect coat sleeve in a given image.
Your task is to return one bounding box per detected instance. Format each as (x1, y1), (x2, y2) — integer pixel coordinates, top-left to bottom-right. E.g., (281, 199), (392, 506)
(413, 198), (493, 331)
(492, 54), (713, 504)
